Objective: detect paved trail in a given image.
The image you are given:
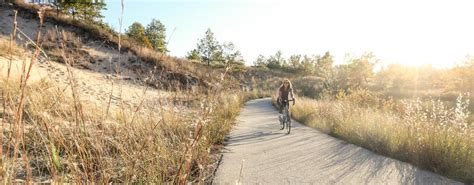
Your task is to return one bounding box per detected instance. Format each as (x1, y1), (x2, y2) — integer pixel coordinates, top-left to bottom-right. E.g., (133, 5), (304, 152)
(214, 98), (460, 185)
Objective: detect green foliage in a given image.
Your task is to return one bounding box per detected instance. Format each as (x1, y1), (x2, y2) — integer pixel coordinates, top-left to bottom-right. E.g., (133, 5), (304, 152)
(299, 55), (315, 75)
(315, 52), (334, 78)
(221, 42), (244, 66)
(123, 18), (168, 52)
(145, 19), (168, 53)
(292, 76), (326, 98)
(253, 55), (268, 68)
(266, 50), (285, 69)
(188, 29), (244, 67)
(253, 51), (334, 76)
(196, 28), (222, 66)
(289, 54), (302, 70)
(126, 22), (152, 48)
(56, 0), (106, 23)
(51, 144), (63, 172)
(186, 49), (201, 60)
(334, 53), (377, 90)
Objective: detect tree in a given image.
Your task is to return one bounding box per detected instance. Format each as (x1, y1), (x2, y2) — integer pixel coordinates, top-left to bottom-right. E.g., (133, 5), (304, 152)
(335, 53), (378, 89)
(315, 52), (334, 78)
(57, 0), (79, 20)
(56, 0), (106, 23)
(186, 49), (201, 60)
(145, 19), (168, 53)
(196, 28), (222, 66)
(289, 54), (302, 71)
(253, 55), (267, 67)
(266, 51), (285, 69)
(300, 55), (315, 75)
(126, 22), (152, 48)
(220, 42), (244, 66)
(84, 0), (107, 23)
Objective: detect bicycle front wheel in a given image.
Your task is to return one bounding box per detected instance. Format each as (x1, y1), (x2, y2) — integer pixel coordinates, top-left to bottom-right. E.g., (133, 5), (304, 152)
(287, 119), (291, 134)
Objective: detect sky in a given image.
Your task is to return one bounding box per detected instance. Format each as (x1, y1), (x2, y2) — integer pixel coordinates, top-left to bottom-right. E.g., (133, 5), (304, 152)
(102, 0), (474, 68)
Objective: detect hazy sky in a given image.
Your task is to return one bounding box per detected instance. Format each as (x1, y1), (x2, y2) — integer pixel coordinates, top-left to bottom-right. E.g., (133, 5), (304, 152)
(103, 0), (474, 68)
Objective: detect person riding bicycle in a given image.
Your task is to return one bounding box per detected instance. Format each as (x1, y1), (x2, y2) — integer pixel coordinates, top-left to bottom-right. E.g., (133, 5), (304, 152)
(277, 79), (295, 114)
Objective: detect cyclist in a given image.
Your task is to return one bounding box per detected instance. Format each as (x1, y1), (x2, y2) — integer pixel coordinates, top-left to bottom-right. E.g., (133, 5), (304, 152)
(277, 79), (295, 114)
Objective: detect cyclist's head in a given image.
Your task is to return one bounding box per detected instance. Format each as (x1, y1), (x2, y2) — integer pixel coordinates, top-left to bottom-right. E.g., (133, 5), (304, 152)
(281, 79), (292, 89)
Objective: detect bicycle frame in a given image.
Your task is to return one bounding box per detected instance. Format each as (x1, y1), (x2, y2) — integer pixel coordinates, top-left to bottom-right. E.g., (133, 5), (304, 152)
(280, 99), (293, 134)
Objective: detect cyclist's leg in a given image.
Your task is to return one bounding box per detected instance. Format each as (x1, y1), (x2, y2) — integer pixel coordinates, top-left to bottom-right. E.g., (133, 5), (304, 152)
(288, 105), (291, 123)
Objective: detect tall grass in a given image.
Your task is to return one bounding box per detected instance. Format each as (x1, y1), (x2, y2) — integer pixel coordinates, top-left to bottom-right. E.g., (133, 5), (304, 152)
(283, 93), (473, 183)
(0, 38), (24, 58)
(1, 31), (260, 182)
(0, 74), (263, 183)
(0, 5), (270, 184)
(1, 35), (266, 183)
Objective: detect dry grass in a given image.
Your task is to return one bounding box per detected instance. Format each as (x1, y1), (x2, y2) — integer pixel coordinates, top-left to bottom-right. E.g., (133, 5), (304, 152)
(0, 70), (237, 182)
(10, 1), (228, 87)
(0, 73), (264, 183)
(281, 94), (473, 183)
(0, 4), (270, 183)
(0, 35), (253, 183)
(41, 29), (94, 68)
(0, 34), (266, 183)
(0, 37), (25, 57)
(7, 1), (283, 93)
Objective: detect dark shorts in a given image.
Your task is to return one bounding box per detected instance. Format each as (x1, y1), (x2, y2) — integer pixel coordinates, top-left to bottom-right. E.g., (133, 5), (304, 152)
(278, 99), (289, 113)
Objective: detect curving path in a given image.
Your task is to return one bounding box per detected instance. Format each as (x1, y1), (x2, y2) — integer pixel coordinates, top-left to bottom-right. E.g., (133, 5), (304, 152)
(213, 98), (460, 185)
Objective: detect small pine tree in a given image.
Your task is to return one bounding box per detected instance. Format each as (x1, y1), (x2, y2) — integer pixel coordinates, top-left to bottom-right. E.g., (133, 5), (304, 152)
(266, 51), (285, 69)
(253, 55), (267, 67)
(315, 52), (334, 78)
(126, 22), (152, 48)
(56, 0), (106, 23)
(145, 19), (168, 53)
(186, 49), (201, 60)
(196, 28), (222, 66)
(221, 42), (243, 66)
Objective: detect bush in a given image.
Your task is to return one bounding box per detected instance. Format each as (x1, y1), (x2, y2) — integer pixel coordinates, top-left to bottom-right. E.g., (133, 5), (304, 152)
(291, 76), (325, 99)
(336, 88), (380, 108)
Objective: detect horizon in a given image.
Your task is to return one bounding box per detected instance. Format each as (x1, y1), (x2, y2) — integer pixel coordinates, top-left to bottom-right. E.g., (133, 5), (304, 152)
(102, 0), (474, 68)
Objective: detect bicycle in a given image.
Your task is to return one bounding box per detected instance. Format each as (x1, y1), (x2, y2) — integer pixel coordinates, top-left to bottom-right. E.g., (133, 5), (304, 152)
(279, 99), (294, 134)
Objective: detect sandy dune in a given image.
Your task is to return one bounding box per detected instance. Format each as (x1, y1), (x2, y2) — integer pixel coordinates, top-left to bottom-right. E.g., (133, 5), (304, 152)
(0, 6), (179, 111)
(0, 55), (174, 110)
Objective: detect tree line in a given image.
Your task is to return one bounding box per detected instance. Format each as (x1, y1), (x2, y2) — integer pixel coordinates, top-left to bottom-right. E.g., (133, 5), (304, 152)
(125, 19), (168, 53)
(22, 0), (473, 96)
(288, 52), (474, 99)
(186, 28), (244, 67)
(253, 51), (335, 77)
(25, 0), (107, 23)
(127, 24), (245, 68)
(56, 0), (106, 22)
(26, 0), (243, 67)
(373, 58), (474, 94)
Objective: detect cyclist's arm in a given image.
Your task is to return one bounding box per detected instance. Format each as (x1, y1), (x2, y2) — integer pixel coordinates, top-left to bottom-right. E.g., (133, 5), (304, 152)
(276, 88), (281, 100)
(290, 88), (295, 100)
